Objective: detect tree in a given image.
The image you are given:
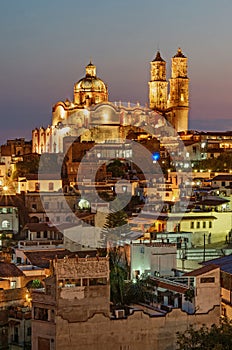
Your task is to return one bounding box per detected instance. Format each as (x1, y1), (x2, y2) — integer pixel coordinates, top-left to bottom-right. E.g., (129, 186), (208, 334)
(176, 319), (232, 350)
(109, 246), (128, 305)
(124, 274), (157, 305)
(107, 159), (126, 178)
(102, 208), (131, 244)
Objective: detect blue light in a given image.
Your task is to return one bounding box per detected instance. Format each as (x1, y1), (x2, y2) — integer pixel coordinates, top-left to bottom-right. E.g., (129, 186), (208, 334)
(152, 152), (160, 161)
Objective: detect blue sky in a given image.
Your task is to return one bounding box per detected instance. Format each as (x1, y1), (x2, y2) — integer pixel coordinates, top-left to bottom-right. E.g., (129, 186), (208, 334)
(0, 0), (232, 143)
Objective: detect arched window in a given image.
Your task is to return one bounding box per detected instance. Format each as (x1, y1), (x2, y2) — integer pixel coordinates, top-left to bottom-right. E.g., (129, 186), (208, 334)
(2, 220), (10, 229)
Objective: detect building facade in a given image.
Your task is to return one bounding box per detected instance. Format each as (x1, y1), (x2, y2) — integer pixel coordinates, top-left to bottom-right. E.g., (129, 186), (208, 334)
(31, 256), (220, 350)
(32, 48), (189, 154)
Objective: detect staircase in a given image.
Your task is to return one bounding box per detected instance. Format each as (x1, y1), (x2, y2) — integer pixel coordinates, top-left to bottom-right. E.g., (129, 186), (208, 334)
(179, 248), (224, 262)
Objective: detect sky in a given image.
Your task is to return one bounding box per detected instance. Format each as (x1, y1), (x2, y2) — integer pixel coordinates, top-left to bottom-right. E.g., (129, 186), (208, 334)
(0, 0), (232, 144)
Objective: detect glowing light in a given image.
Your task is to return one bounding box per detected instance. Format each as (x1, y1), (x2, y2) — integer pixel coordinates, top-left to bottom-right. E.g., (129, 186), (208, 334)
(3, 186), (8, 191)
(152, 152), (160, 162)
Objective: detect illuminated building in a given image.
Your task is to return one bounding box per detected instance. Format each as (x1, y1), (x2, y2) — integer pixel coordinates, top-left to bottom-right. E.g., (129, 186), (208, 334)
(32, 48), (189, 154)
(149, 48), (189, 132)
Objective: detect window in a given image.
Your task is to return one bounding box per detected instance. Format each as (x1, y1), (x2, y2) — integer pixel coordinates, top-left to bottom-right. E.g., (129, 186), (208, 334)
(190, 222), (194, 229)
(209, 221), (212, 228)
(10, 281), (16, 288)
(36, 232), (41, 239)
(203, 221), (206, 228)
(222, 181), (225, 186)
(48, 182), (54, 191)
(197, 222), (200, 229)
(34, 307), (48, 321)
(200, 277), (215, 283)
(2, 220), (10, 229)
(222, 305), (227, 317)
(44, 231), (47, 239)
(122, 186), (127, 193)
(35, 183), (40, 191)
(32, 204), (37, 210)
(44, 202), (49, 210)
(27, 327), (31, 336)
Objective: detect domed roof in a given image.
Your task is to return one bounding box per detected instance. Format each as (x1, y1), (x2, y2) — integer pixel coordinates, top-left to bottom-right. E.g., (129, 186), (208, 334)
(75, 76), (107, 92)
(74, 61), (107, 93)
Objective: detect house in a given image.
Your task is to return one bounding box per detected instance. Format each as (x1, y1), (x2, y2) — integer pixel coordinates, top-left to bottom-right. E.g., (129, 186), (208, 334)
(212, 175), (232, 191)
(0, 262), (25, 290)
(22, 222), (63, 241)
(202, 255), (232, 319)
(31, 255), (220, 350)
(183, 265), (221, 313)
(130, 242), (177, 279)
(17, 174), (62, 194)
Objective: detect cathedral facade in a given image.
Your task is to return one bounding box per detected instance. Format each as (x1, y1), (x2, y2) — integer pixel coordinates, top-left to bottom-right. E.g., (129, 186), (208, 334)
(32, 48), (189, 154)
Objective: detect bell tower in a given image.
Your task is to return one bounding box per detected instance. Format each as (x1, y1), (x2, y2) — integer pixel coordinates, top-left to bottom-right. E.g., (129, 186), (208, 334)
(149, 51), (168, 111)
(168, 48), (189, 131)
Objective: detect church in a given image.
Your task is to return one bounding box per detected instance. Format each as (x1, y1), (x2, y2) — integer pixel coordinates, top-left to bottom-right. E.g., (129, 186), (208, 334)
(32, 48), (189, 154)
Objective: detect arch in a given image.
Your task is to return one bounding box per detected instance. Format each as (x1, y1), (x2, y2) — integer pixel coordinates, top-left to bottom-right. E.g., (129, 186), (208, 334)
(29, 216), (39, 223)
(2, 220), (10, 229)
(25, 279), (45, 289)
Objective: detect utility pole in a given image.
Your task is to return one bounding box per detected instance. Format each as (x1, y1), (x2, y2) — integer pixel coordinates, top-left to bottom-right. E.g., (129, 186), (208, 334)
(203, 233), (206, 262)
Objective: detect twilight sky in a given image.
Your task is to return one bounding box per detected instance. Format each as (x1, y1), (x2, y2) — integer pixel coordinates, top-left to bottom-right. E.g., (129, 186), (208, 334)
(0, 0), (232, 144)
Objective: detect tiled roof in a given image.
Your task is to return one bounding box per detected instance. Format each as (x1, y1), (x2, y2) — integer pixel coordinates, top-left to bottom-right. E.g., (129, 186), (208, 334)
(25, 174), (62, 180)
(0, 262), (25, 277)
(183, 264), (219, 277)
(23, 223), (60, 232)
(213, 175), (232, 181)
(24, 249), (97, 268)
(150, 277), (189, 294)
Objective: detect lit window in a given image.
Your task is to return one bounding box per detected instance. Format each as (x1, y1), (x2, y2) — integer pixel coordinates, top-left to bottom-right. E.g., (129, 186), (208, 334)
(122, 186), (127, 193)
(2, 220), (10, 229)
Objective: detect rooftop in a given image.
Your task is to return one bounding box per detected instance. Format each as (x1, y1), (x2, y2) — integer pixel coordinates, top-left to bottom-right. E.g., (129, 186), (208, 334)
(184, 264), (219, 277)
(24, 249), (97, 268)
(0, 262), (25, 277)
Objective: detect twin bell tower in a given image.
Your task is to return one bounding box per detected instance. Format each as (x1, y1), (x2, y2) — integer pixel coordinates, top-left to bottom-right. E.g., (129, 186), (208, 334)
(149, 48), (189, 132)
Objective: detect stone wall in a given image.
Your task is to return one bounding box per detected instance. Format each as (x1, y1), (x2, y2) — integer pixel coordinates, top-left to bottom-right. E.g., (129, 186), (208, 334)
(53, 306), (220, 350)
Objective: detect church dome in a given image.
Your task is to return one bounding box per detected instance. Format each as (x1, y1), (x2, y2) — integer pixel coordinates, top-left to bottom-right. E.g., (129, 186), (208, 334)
(75, 76), (107, 93)
(74, 61), (107, 93)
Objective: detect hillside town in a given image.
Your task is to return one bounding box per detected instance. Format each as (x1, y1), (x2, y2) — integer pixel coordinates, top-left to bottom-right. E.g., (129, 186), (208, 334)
(1, 50), (232, 350)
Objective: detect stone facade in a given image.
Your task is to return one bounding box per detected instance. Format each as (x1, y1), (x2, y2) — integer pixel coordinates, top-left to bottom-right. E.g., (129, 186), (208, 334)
(31, 256), (220, 350)
(32, 48), (189, 154)
(149, 48), (189, 132)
